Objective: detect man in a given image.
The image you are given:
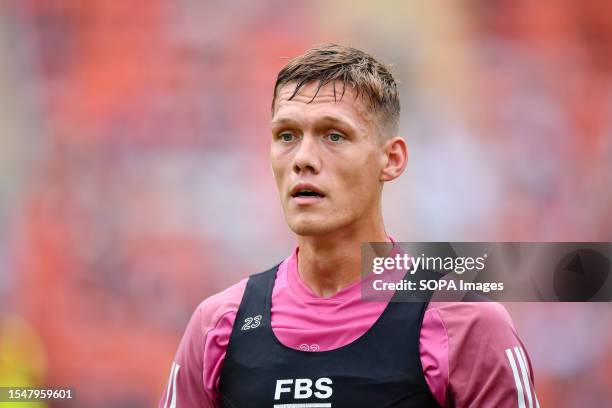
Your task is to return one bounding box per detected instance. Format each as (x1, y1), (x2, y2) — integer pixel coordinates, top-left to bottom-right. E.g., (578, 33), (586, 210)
(159, 44), (539, 407)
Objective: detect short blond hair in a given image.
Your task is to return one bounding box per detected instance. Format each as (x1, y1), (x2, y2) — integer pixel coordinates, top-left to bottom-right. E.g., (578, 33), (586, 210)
(272, 43), (400, 136)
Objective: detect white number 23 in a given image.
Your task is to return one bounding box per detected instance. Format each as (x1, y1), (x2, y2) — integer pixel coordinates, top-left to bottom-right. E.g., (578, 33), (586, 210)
(241, 315), (262, 331)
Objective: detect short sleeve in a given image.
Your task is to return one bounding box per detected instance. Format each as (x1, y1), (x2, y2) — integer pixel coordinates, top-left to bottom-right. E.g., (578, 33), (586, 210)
(434, 302), (540, 408)
(159, 305), (214, 408)
(159, 278), (247, 408)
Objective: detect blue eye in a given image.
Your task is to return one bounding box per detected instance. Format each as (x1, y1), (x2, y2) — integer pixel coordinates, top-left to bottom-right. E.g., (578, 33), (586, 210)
(280, 132), (294, 142)
(327, 132), (344, 142)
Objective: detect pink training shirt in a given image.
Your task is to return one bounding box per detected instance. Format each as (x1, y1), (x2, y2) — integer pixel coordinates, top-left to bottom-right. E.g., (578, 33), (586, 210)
(160, 248), (540, 407)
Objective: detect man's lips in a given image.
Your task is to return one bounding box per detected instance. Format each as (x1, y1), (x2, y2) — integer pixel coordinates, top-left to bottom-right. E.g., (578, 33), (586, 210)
(289, 183), (326, 205)
(291, 195), (325, 205)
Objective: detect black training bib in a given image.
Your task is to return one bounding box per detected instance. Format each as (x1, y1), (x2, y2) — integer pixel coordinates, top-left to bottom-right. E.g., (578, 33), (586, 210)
(219, 265), (441, 408)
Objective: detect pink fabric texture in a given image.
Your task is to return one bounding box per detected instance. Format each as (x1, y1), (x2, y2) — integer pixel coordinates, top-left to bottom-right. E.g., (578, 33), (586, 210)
(159, 248), (538, 407)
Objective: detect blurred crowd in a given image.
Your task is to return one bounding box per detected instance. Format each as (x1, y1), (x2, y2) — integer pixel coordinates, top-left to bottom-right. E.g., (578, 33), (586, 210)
(0, 1), (610, 407)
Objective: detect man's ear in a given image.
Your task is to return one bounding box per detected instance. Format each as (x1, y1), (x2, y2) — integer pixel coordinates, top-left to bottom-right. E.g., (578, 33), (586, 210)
(380, 136), (408, 182)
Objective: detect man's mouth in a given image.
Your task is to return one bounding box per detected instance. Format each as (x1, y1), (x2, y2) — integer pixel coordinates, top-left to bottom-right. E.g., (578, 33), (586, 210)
(290, 184), (326, 204)
(292, 189), (325, 198)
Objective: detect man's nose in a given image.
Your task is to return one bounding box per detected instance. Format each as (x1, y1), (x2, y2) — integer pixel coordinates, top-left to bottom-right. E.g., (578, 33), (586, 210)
(293, 134), (321, 175)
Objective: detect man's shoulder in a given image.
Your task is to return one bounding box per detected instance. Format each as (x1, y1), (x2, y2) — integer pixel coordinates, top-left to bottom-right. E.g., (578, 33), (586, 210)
(194, 261), (283, 328)
(427, 301), (516, 337)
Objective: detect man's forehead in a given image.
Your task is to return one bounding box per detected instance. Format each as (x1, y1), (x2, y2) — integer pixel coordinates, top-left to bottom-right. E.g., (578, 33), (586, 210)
(274, 81), (372, 120)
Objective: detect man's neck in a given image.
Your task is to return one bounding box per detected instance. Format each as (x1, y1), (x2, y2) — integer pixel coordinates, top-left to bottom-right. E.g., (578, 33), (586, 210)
(296, 223), (389, 298)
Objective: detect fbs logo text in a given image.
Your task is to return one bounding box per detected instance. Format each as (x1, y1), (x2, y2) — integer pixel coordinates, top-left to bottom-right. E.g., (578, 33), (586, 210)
(274, 377), (333, 401)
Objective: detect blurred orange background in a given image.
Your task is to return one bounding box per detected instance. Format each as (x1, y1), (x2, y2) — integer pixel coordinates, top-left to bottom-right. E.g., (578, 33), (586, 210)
(0, 1), (610, 407)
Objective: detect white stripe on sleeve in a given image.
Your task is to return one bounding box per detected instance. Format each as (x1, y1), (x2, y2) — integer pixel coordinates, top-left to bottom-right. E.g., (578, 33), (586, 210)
(170, 363), (181, 408)
(164, 362), (177, 408)
(514, 347), (533, 408)
(518, 346), (541, 408)
(506, 348), (527, 408)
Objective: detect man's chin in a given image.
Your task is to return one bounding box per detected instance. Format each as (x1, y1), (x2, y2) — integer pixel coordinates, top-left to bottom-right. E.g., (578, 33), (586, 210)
(287, 218), (338, 236)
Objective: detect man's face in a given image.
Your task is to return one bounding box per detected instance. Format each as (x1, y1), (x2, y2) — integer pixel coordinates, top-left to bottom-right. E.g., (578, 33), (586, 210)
(270, 81), (386, 236)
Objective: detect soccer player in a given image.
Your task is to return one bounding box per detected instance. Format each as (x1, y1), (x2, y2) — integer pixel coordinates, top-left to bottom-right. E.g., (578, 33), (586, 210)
(159, 44), (539, 407)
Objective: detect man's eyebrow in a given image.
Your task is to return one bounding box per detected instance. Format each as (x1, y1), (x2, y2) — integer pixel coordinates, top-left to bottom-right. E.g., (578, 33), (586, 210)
(270, 117), (296, 127)
(270, 116), (354, 127)
(319, 116), (350, 125)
